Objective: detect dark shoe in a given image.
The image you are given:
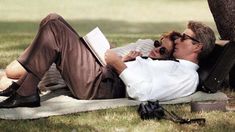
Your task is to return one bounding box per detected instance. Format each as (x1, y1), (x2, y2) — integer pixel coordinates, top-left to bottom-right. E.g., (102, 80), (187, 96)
(0, 92), (40, 108)
(0, 82), (20, 96)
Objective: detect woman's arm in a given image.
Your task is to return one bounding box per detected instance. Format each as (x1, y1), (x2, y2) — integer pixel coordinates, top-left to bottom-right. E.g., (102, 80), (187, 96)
(121, 51), (143, 62)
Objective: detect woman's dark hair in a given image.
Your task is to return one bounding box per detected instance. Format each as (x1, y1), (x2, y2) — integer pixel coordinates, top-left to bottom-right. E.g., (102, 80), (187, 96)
(159, 31), (181, 59)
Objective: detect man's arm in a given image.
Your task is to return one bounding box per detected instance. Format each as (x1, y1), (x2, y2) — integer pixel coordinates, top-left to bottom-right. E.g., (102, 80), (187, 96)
(105, 50), (127, 74)
(105, 50), (154, 101)
(105, 50), (143, 73)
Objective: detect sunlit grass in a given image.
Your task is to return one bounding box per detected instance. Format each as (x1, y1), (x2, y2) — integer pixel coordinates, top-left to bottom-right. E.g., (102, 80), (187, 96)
(0, 0), (213, 23)
(0, 105), (234, 131)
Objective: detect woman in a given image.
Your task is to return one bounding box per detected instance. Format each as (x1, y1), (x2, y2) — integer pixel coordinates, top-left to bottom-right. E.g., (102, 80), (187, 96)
(122, 31), (180, 62)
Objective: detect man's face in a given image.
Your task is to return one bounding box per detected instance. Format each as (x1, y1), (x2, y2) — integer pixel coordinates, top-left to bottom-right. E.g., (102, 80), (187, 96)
(173, 28), (200, 59)
(148, 37), (174, 59)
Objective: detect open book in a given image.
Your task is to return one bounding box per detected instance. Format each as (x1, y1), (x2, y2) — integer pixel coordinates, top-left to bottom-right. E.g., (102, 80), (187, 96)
(83, 27), (110, 66)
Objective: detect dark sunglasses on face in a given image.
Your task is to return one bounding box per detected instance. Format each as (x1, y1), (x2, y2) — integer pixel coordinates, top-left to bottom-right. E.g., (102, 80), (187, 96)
(153, 40), (169, 56)
(180, 33), (200, 44)
(154, 40), (161, 47)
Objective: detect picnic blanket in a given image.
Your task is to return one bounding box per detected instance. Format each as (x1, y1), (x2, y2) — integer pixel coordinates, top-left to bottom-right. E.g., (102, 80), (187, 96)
(0, 89), (228, 120)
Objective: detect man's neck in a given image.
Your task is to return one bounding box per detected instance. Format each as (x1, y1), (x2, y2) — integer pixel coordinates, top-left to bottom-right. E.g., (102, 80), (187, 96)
(187, 58), (198, 64)
(178, 55), (198, 64)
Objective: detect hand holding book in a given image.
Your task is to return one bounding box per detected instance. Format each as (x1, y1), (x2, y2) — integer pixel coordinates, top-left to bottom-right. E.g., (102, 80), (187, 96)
(83, 27), (110, 66)
(105, 50), (127, 74)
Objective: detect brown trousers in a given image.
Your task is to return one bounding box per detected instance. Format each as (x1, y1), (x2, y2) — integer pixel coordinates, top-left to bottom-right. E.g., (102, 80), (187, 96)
(17, 13), (125, 99)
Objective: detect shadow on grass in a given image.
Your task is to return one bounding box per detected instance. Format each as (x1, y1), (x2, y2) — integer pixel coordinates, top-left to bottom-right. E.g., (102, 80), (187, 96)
(0, 19), (217, 35)
(0, 118), (98, 131)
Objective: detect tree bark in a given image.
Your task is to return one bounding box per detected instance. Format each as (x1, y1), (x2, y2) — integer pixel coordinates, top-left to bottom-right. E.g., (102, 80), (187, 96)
(207, 0), (235, 88)
(207, 0), (235, 41)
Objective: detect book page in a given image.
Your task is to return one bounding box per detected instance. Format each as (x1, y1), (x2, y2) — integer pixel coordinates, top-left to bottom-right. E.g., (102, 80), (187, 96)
(83, 27), (110, 66)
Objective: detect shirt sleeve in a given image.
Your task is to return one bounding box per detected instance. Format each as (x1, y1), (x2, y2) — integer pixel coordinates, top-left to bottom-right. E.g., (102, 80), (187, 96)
(119, 67), (152, 101)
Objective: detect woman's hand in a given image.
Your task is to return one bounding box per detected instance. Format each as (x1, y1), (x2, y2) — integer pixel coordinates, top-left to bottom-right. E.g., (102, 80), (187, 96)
(122, 51), (143, 62)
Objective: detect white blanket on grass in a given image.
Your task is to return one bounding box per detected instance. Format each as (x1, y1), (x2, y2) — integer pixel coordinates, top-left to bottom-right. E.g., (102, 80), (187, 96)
(0, 89), (228, 120)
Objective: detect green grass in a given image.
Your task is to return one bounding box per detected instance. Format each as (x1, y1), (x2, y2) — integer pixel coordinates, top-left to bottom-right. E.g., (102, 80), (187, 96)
(0, 105), (234, 131)
(0, 0), (235, 131)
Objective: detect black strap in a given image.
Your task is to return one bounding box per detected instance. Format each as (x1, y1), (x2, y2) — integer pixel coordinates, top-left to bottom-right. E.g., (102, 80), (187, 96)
(125, 56), (179, 62)
(160, 106), (206, 125)
(138, 101), (205, 125)
(140, 56), (179, 62)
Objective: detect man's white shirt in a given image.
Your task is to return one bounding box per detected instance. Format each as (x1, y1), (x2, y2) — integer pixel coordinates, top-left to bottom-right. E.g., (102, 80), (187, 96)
(119, 56), (199, 101)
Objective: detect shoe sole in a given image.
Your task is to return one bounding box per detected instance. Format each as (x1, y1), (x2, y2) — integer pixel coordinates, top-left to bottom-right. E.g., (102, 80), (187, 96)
(18, 102), (41, 108)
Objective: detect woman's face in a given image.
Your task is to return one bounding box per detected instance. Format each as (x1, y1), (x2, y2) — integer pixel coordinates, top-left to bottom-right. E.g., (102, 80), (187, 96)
(148, 37), (174, 59)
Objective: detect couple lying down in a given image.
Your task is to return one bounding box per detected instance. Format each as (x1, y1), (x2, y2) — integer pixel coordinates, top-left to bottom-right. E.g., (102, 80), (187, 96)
(0, 13), (215, 108)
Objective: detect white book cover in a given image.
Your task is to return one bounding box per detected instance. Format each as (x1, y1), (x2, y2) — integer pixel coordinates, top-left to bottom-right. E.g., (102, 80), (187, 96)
(83, 27), (110, 66)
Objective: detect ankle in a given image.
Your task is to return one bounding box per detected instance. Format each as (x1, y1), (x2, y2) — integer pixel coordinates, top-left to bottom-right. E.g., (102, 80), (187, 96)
(15, 72), (40, 96)
(17, 89), (38, 96)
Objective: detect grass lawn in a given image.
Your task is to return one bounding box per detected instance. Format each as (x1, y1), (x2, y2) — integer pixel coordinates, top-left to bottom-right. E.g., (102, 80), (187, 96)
(0, 0), (234, 131)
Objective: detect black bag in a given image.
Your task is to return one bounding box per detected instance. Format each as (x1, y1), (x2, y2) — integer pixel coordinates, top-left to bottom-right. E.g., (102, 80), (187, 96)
(137, 101), (165, 120)
(137, 101), (205, 125)
(198, 41), (235, 93)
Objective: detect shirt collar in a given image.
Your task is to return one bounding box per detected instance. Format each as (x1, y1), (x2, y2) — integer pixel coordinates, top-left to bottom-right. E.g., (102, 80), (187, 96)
(178, 59), (199, 70)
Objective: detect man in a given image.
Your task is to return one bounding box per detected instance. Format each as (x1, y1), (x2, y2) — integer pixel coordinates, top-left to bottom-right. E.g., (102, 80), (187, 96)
(105, 22), (215, 101)
(0, 13), (215, 108)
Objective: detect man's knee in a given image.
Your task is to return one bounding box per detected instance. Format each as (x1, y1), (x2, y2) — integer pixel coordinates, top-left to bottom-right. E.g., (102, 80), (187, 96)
(40, 13), (62, 27)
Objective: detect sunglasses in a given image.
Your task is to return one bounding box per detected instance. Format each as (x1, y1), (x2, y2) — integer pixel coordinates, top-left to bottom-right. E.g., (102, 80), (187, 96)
(153, 40), (169, 56)
(180, 33), (200, 44)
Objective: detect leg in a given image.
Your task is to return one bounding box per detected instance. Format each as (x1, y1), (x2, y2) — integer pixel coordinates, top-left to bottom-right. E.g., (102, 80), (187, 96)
(2, 14), (79, 87)
(5, 60), (26, 79)
(0, 14), (101, 108)
(17, 13), (103, 99)
(0, 72), (15, 91)
(0, 61), (27, 96)
(0, 13), (125, 108)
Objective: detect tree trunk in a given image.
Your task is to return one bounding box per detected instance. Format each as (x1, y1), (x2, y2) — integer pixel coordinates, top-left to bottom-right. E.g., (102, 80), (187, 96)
(207, 0), (235, 88)
(207, 0), (235, 41)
